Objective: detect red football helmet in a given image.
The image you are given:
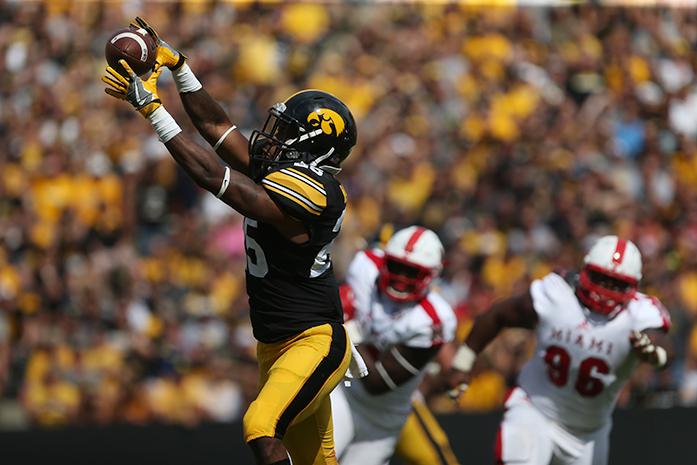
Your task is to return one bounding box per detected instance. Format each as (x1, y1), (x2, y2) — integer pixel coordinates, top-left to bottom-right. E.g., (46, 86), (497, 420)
(576, 235), (642, 317)
(379, 226), (444, 303)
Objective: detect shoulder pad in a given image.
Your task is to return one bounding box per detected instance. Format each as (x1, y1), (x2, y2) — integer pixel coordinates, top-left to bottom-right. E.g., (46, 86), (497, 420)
(261, 166), (328, 219)
(346, 250), (382, 298)
(362, 249), (384, 270)
(410, 293), (456, 347)
(630, 293), (671, 333)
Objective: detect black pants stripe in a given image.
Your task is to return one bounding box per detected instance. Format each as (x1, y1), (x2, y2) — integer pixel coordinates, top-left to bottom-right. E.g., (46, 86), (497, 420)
(275, 322), (346, 438)
(413, 404), (451, 465)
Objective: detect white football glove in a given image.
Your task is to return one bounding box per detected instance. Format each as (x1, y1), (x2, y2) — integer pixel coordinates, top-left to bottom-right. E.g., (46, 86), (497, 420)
(630, 330), (667, 367)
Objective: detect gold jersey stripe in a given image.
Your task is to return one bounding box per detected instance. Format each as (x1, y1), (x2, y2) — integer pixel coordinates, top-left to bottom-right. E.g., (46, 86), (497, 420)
(285, 168), (326, 192)
(266, 171), (327, 209)
(262, 182), (322, 216)
(262, 179), (323, 213)
(339, 185), (348, 203)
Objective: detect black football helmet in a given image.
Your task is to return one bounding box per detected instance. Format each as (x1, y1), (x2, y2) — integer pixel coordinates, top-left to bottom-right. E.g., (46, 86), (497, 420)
(248, 89), (357, 181)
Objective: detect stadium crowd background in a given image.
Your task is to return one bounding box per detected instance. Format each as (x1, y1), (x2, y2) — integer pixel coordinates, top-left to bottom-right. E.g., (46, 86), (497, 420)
(1, 1), (697, 428)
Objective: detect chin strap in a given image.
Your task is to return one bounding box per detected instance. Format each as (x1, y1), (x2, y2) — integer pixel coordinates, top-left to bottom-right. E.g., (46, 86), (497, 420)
(310, 147), (342, 175)
(319, 164), (342, 176)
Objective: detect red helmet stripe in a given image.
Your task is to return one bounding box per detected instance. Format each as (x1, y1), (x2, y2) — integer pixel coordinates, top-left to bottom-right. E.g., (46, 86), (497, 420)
(612, 239), (627, 265)
(404, 227), (426, 253)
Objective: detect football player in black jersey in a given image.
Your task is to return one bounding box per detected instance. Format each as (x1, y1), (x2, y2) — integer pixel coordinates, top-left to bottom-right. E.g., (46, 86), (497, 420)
(102, 18), (357, 465)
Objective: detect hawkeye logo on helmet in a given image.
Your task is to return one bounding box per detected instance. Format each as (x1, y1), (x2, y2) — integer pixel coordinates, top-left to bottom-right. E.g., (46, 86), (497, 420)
(307, 109), (345, 137)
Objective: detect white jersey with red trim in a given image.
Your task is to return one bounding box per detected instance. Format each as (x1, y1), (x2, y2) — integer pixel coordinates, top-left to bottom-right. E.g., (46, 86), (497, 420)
(341, 249), (456, 430)
(518, 272), (670, 432)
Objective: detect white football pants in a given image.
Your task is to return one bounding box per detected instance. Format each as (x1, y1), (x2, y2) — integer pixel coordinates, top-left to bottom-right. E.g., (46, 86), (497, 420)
(331, 386), (398, 465)
(496, 388), (610, 465)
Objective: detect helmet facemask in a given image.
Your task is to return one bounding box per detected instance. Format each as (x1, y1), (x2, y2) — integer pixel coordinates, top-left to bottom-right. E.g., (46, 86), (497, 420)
(576, 265), (638, 318)
(379, 255), (436, 303)
(248, 103), (304, 181)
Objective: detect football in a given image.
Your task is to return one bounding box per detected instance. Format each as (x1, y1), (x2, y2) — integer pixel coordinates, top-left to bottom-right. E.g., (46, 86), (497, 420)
(105, 27), (157, 77)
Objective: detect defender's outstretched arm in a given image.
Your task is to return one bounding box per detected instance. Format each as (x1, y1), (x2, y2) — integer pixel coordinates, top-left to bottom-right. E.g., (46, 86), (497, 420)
(465, 292), (538, 353)
(357, 343), (440, 395)
(447, 292), (538, 398)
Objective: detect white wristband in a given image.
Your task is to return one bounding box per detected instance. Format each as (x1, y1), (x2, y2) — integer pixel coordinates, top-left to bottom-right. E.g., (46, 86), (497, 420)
(172, 63), (202, 93)
(213, 125), (237, 152)
(148, 106), (182, 143)
(654, 346), (668, 368)
(452, 344), (477, 372)
(216, 166), (231, 198)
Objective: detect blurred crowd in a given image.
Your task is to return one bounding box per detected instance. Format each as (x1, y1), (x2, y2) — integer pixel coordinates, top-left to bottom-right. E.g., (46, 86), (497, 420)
(2, 1), (697, 428)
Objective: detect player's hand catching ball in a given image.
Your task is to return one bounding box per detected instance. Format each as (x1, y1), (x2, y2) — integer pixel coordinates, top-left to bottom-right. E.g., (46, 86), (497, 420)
(102, 59), (163, 118)
(629, 330), (667, 367)
(130, 16), (186, 70)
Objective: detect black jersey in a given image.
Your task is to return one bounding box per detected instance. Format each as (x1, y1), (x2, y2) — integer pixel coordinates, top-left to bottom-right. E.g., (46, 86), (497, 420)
(245, 162), (347, 343)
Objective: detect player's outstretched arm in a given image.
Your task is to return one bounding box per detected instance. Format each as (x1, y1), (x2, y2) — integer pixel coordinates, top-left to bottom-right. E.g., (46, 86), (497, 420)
(447, 292), (538, 398)
(103, 60), (307, 243)
(465, 292), (538, 353)
(131, 17), (250, 175)
(163, 135), (304, 234)
(179, 88), (251, 175)
(356, 343), (440, 395)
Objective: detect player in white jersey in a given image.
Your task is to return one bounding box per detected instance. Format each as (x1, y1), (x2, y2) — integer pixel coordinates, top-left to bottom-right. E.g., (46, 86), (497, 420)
(447, 235), (673, 465)
(331, 226), (457, 465)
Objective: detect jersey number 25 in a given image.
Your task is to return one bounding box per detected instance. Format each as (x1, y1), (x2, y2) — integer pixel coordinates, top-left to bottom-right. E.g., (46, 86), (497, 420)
(244, 218), (269, 278)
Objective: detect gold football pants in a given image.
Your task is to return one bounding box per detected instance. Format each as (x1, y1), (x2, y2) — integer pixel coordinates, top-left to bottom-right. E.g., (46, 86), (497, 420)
(395, 399), (460, 465)
(243, 322), (351, 465)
